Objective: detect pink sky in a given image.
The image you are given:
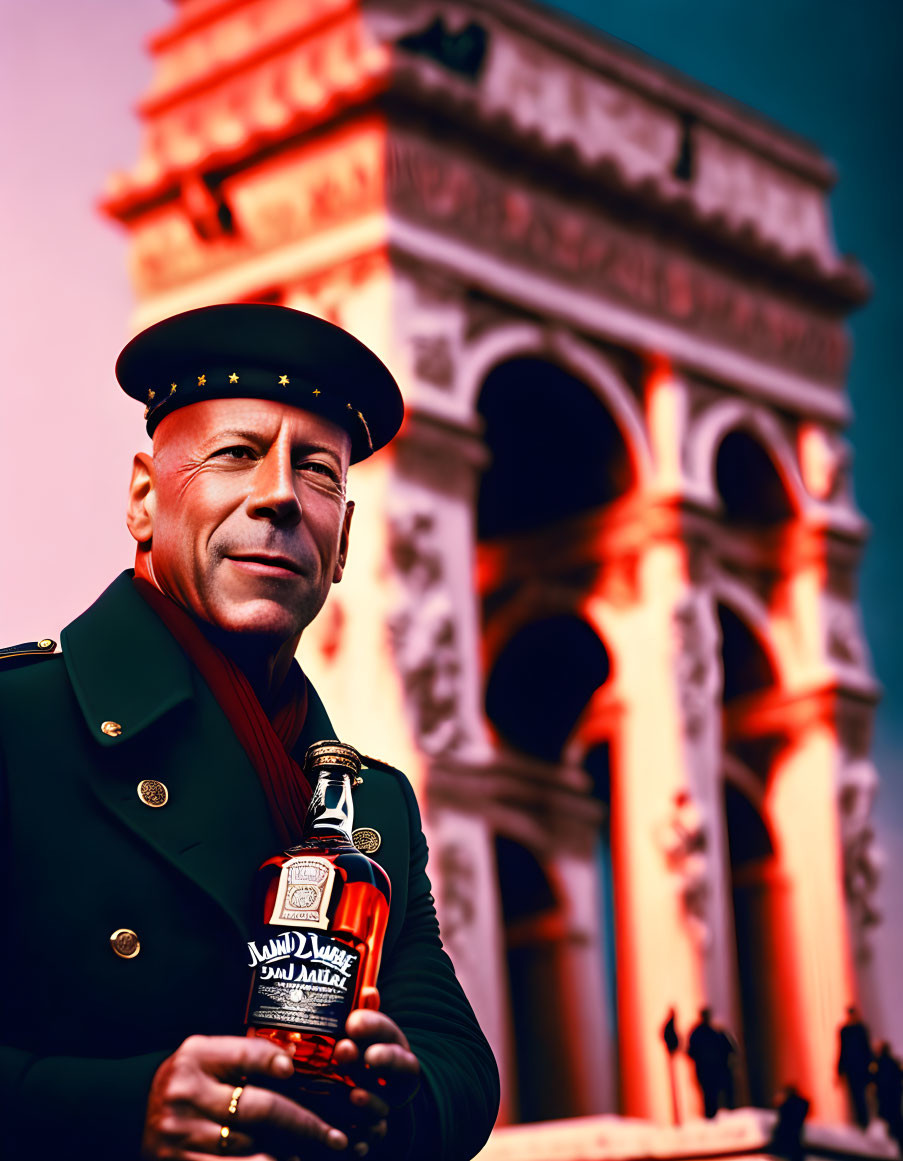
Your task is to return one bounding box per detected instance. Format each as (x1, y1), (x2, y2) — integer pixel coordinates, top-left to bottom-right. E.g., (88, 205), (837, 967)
(0, 0), (169, 642)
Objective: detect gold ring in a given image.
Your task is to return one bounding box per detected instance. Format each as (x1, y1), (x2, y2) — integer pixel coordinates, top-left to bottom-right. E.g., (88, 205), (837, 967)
(218, 1082), (243, 1151)
(227, 1085), (244, 1117)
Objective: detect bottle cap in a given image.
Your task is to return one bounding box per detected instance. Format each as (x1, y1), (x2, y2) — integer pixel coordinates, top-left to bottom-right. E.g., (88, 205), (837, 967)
(304, 739), (362, 774)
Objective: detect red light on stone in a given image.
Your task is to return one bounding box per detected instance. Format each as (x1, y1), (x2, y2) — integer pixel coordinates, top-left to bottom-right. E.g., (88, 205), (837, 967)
(798, 423), (841, 501)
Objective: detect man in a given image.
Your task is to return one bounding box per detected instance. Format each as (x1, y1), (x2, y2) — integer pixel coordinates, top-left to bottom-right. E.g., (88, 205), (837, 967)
(771, 1084), (810, 1161)
(0, 304), (499, 1160)
(686, 1007), (736, 1119)
(837, 1005), (873, 1128)
(874, 1042), (903, 1150)
(661, 1007), (681, 1125)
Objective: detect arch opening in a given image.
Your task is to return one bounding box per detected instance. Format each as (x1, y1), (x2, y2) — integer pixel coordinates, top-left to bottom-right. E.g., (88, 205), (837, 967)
(485, 615), (611, 762)
(724, 781), (791, 1108)
(477, 357), (636, 540)
(496, 836), (578, 1123)
(715, 429), (796, 526)
(718, 603), (778, 705)
(585, 741), (619, 1109)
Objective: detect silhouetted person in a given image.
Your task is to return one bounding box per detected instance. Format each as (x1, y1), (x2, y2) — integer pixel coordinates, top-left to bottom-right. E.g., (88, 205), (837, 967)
(662, 1007), (681, 1124)
(771, 1085), (810, 1161)
(718, 1024), (737, 1110)
(687, 1007), (736, 1118)
(875, 1042), (903, 1150)
(837, 1005), (873, 1127)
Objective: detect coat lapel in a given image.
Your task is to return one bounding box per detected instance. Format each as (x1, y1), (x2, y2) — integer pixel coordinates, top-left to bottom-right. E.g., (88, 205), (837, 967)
(61, 572), (280, 937)
(61, 575), (401, 945)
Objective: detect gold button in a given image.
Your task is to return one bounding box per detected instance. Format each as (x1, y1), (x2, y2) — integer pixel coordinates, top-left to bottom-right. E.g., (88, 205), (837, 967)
(352, 827), (381, 854)
(37, 639), (53, 650)
(100, 720), (122, 737)
(137, 779), (169, 808)
(110, 928), (140, 959)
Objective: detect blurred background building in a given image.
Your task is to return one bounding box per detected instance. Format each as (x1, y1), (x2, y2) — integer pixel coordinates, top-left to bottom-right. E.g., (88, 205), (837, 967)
(3, 0), (900, 1157)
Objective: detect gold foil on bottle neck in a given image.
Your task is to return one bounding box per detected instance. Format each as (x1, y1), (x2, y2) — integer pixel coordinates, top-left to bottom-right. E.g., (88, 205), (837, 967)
(304, 739), (361, 775)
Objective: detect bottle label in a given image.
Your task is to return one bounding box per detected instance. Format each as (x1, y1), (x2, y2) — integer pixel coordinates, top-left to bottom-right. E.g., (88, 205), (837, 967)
(268, 856), (335, 931)
(246, 929), (361, 1035)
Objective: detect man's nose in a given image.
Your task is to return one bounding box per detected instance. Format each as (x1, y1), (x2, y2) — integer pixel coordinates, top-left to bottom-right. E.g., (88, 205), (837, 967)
(247, 444), (302, 525)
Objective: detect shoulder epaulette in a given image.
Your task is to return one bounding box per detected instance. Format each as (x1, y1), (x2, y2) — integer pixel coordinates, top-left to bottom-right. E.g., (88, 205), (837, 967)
(359, 752), (405, 777)
(0, 639), (58, 669)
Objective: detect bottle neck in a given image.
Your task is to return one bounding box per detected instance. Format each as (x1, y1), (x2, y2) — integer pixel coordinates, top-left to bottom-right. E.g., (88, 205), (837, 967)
(304, 767), (355, 841)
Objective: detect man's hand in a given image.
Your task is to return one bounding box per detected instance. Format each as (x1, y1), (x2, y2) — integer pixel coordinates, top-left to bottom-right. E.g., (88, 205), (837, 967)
(329, 992), (422, 1155)
(142, 1034), (349, 1160)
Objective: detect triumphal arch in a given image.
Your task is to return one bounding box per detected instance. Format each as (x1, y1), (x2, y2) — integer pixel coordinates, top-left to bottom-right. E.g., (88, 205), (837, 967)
(104, 0), (882, 1146)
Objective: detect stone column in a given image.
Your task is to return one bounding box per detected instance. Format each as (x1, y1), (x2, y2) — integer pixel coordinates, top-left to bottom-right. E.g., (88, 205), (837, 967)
(766, 709), (857, 1121)
(551, 850), (619, 1114)
(757, 521), (873, 1121)
(288, 269), (510, 1123)
(584, 361), (734, 1121)
(428, 807), (512, 1124)
(586, 528), (710, 1122)
(383, 347), (513, 1118)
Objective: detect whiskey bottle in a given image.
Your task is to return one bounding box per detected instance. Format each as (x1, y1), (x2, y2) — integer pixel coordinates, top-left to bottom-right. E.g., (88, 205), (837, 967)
(245, 740), (391, 1086)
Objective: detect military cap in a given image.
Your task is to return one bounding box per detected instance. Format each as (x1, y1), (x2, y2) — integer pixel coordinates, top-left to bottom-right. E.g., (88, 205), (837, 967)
(115, 303), (404, 462)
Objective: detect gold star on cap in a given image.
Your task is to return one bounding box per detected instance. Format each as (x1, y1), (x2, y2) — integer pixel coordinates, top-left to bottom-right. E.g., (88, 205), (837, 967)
(312, 388), (321, 396)
(198, 374), (206, 386)
(278, 374), (290, 386)
(228, 372), (239, 384)
(147, 389), (155, 401)
(170, 383), (177, 394)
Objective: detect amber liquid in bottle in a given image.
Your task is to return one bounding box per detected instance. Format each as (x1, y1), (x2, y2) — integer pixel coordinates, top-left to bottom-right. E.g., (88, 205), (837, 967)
(245, 741), (391, 1088)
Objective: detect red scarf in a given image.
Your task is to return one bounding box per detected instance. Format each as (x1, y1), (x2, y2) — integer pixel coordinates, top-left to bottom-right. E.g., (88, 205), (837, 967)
(134, 578), (312, 847)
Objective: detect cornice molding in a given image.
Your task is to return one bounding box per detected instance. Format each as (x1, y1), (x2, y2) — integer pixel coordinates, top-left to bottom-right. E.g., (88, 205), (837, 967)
(103, 0), (868, 307)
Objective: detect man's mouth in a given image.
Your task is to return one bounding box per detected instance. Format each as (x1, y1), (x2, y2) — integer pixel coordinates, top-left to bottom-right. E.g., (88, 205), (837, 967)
(226, 553), (303, 577)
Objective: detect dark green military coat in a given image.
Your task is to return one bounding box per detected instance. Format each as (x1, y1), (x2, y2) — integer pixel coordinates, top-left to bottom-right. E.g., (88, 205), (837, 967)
(0, 573), (498, 1160)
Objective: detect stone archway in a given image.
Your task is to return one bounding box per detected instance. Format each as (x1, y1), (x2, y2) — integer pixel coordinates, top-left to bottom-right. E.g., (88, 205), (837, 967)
(477, 355), (638, 541)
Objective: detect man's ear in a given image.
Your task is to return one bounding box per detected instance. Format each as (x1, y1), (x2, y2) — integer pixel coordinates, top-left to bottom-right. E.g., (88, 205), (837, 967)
(126, 452), (156, 544)
(333, 500), (354, 583)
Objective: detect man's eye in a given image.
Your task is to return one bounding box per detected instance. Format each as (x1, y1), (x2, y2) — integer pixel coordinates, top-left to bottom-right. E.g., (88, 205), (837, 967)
(214, 446), (255, 460)
(298, 460), (340, 482)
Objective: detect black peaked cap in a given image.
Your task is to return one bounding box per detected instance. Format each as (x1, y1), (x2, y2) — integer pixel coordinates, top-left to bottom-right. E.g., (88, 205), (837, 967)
(116, 303), (404, 462)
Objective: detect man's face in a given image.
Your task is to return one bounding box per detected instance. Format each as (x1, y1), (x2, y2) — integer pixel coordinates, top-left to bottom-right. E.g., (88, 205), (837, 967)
(135, 397), (354, 643)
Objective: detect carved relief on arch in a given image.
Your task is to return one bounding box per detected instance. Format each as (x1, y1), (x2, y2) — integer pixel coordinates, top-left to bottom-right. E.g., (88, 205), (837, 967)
(385, 495), (466, 758)
(654, 786), (712, 950)
(392, 261), (468, 396)
(836, 756), (882, 960)
(436, 838), (478, 967)
(672, 591), (720, 741)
